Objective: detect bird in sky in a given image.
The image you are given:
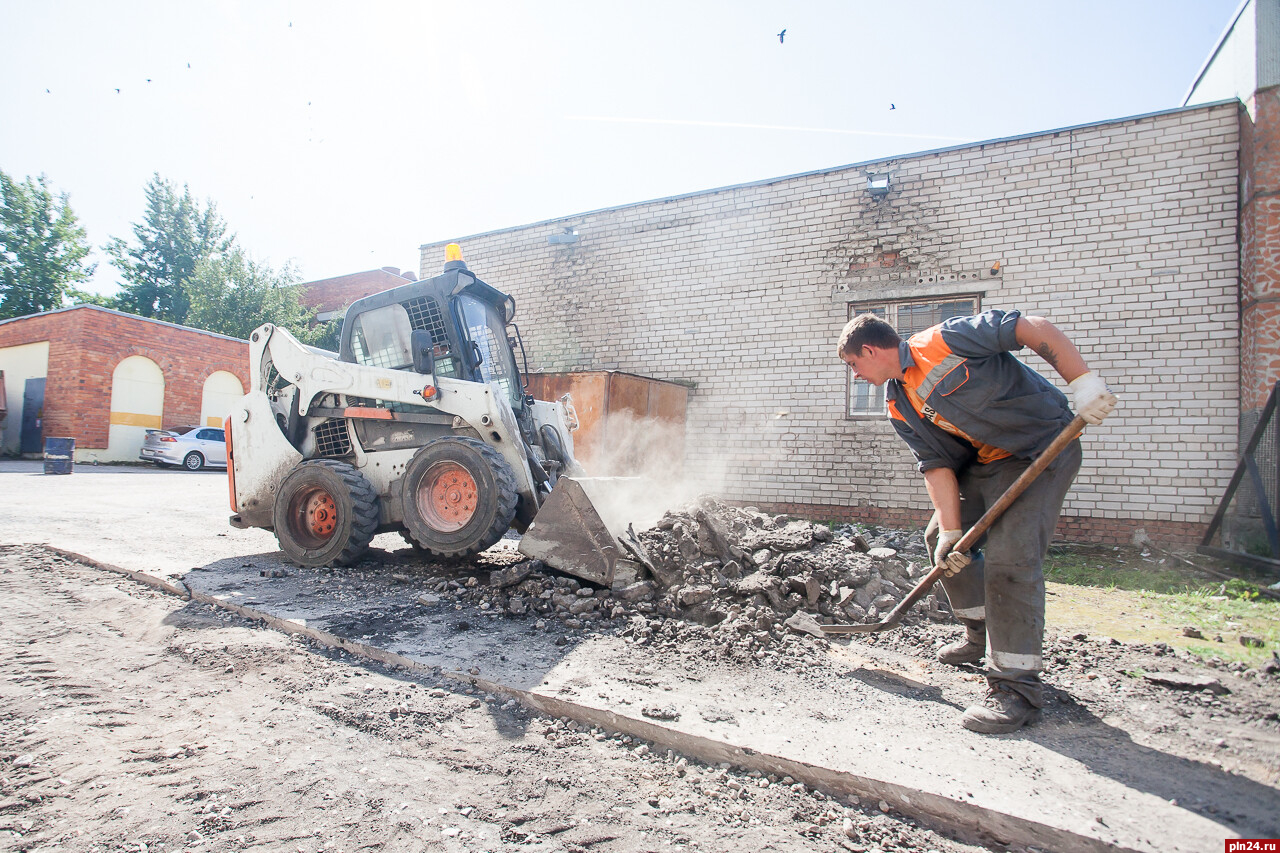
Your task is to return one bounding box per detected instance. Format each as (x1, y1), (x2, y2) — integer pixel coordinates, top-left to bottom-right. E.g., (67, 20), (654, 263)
(890, 103), (896, 110)
(777, 29), (786, 43)
(114, 88), (120, 94)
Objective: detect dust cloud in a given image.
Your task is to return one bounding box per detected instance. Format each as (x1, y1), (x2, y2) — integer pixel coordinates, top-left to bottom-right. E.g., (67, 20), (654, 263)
(567, 410), (730, 534)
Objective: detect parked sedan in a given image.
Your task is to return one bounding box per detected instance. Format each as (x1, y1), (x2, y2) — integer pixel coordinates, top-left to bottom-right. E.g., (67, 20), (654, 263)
(139, 426), (227, 471)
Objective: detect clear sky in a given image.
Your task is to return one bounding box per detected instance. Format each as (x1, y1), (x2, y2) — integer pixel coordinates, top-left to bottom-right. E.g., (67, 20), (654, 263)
(1, 1), (1243, 296)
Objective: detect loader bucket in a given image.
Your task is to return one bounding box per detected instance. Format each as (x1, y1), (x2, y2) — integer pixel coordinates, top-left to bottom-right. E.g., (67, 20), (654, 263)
(517, 476), (654, 586)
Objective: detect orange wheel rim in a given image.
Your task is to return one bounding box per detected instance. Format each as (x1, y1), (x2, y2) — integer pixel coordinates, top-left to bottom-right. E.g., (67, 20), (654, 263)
(303, 490), (338, 539)
(418, 461), (478, 533)
(289, 486), (338, 547)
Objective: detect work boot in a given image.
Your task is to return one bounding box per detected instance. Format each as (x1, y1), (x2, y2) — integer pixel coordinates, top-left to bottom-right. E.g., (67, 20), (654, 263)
(938, 626), (986, 665)
(960, 685), (1039, 734)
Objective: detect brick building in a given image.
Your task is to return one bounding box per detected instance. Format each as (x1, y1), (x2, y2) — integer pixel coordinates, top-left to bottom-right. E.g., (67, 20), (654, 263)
(0, 306), (249, 463)
(415, 103), (1239, 546)
(298, 266), (417, 321)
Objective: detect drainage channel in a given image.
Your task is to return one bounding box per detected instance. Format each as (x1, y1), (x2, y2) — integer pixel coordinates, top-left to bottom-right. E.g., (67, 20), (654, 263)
(47, 545), (1143, 853)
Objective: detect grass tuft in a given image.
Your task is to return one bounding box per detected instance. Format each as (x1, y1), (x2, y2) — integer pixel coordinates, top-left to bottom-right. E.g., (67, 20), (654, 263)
(1043, 544), (1278, 666)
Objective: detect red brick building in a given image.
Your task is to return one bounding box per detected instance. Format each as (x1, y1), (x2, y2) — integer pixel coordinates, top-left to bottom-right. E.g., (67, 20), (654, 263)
(1186, 0), (1280, 433)
(0, 306), (249, 462)
(298, 266), (417, 319)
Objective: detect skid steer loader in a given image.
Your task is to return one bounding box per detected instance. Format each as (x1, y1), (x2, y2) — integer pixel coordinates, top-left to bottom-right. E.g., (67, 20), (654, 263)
(226, 245), (649, 586)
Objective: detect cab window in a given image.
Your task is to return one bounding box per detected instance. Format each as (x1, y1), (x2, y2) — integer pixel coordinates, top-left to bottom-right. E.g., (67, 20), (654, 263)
(351, 304), (414, 370)
(457, 294), (521, 409)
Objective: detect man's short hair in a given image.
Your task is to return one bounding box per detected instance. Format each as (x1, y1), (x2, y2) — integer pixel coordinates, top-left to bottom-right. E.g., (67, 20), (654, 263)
(837, 313), (901, 358)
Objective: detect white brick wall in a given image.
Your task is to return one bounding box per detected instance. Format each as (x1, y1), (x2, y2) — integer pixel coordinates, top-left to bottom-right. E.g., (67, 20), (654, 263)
(422, 103), (1240, 529)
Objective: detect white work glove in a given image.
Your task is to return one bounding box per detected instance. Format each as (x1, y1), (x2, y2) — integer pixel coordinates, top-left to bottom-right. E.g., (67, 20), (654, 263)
(1069, 371), (1118, 426)
(933, 528), (971, 577)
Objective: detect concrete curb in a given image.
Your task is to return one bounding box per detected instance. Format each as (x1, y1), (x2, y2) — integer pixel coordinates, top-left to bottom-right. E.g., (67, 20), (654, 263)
(43, 544), (1136, 853)
(44, 545), (193, 598)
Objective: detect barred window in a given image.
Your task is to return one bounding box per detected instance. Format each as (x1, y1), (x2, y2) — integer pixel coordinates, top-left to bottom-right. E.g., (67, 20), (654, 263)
(846, 296), (980, 416)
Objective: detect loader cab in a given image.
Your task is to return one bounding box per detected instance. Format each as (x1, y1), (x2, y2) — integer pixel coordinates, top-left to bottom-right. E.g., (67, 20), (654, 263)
(337, 250), (524, 412)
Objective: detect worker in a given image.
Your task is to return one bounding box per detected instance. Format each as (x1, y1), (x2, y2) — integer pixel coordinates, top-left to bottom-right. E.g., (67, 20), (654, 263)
(836, 309), (1117, 733)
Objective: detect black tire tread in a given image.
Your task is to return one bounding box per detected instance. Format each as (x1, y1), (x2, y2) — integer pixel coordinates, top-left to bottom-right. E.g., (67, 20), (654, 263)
(279, 459), (379, 567)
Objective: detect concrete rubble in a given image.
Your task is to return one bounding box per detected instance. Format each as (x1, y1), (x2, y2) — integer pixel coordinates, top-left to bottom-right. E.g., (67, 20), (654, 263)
(427, 497), (951, 656)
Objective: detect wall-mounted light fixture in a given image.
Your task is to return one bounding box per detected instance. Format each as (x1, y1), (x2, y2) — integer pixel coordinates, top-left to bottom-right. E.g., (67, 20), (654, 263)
(547, 227), (579, 245)
(867, 173), (891, 198)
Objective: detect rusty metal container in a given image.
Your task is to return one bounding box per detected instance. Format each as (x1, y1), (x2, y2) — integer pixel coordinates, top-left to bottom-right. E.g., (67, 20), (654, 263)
(524, 371), (688, 477)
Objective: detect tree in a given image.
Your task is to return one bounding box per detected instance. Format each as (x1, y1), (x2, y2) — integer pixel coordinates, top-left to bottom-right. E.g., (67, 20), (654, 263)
(185, 247), (336, 347)
(105, 174), (232, 324)
(0, 171), (96, 320)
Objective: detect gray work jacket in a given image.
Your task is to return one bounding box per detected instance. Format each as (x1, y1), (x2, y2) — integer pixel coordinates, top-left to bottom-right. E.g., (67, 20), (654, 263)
(885, 309), (1075, 473)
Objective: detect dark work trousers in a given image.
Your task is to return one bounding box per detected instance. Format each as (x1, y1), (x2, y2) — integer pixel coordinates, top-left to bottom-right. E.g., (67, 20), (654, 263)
(924, 439), (1082, 707)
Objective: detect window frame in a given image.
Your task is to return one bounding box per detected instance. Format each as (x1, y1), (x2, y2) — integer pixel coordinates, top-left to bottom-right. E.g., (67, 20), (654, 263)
(844, 294), (981, 418)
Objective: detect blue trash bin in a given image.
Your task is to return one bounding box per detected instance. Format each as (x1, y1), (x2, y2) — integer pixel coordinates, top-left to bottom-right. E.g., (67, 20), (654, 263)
(43, 436), (75, 475)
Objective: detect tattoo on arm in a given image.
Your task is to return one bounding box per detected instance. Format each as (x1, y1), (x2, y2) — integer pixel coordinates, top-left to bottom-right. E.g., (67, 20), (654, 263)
(1035, 342), (1061, 369)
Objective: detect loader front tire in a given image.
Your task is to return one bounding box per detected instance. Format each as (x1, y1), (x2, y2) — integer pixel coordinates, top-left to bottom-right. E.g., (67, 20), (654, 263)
(274, 460), (379, 568)
(402, 437), (518, 560)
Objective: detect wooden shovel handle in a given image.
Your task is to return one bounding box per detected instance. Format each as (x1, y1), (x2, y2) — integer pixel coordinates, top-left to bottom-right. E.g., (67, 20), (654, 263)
(951, 414), (1086, 555)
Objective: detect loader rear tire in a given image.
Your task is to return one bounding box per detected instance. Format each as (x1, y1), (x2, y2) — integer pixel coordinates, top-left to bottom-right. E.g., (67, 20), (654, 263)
(274, 460), (379, 568)
(401, 437), (518, 560)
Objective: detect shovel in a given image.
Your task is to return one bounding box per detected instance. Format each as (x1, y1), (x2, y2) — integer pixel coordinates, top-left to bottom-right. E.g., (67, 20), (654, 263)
(821, 415), (1086, 636)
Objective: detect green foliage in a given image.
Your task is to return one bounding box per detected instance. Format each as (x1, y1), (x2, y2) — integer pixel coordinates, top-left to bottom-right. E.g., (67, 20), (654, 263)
(1220, 578), (1262, 601)
(0, 170), (95, 320)
(63, 287), (115, 308)
(104, 174), (231, 323)
(308, 317), (341, 352)
(185, 247), (332, 346)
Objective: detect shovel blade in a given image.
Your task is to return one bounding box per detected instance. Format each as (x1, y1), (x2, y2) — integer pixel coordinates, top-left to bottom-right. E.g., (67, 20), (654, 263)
(819, 619), (902, 635)
(517, 477), (647, 586)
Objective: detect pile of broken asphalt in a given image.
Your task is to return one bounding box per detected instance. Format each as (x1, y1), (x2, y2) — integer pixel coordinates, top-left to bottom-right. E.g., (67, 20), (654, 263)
(459, 497), (950, 660)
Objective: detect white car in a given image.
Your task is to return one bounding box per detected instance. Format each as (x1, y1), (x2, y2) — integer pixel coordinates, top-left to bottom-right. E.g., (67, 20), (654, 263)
(139, 426), (227, 471)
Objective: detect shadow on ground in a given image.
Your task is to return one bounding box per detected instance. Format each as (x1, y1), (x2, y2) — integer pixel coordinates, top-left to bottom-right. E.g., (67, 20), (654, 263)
(1028, 689), (1280, 837)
